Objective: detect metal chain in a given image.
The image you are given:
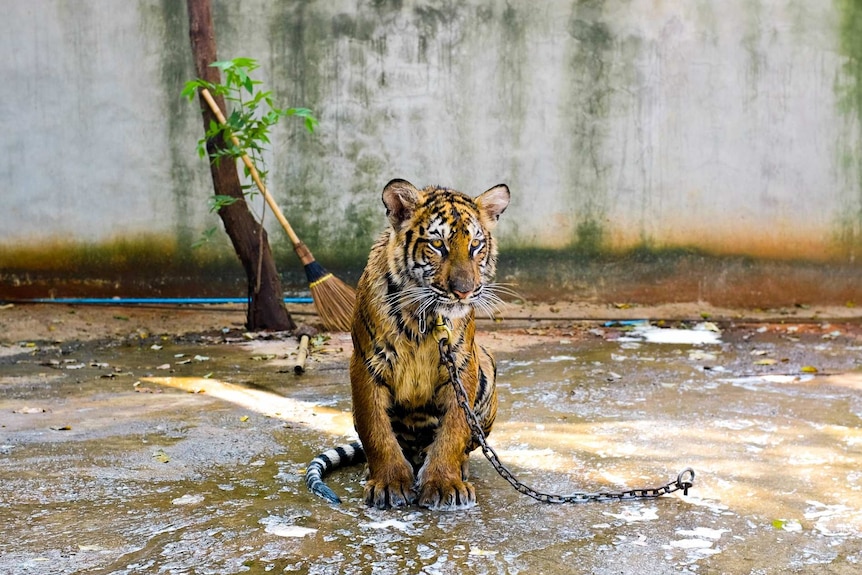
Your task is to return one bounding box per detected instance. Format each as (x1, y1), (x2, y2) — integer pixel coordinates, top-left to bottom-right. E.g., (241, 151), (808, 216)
(433, 319), (695, 504)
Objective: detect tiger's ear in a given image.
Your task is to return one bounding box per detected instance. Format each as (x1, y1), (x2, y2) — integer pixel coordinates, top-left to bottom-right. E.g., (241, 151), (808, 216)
(382, 179), (420, 229)
(476, 184), (510, 229)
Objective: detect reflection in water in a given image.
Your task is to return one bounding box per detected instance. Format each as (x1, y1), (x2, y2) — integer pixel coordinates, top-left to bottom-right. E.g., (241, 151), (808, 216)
(142, 375), (355, 437)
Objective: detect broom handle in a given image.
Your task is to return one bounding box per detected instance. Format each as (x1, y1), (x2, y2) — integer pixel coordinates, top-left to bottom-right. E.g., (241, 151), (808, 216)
(199, 88), (303, 249)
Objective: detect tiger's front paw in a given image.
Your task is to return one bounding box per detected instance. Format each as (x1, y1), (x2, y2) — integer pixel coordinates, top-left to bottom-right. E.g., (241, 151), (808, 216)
(418, 478), (477, 510)
(364, 466), (417, 509)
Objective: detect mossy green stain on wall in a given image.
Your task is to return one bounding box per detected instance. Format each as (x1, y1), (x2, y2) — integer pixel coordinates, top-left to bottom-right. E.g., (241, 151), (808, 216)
(260, 2), (399, 262)
(837, 3), (862, 124)
(145, 0), (199, 256)
(741, 0), (765, 91)
(835, 0), (862, 257)
(413, 1), (464, 70)
(572, 218), (605, 258)
(260, 2), (337, 259)
(563, 0), (613, 253)
(496, 1), (529, 157)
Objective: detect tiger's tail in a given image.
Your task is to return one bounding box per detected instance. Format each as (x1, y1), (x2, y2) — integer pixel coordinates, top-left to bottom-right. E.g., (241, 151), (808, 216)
(305, 441), (366, 504)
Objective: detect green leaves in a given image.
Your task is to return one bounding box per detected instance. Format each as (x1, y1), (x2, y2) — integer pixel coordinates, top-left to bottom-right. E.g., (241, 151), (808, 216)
(210, 57), (260, 94)
(209, 195), (240, 212)
(287, 107), (318, 133)
(184, 57), (318, 166)
(184, 57), (318, 249)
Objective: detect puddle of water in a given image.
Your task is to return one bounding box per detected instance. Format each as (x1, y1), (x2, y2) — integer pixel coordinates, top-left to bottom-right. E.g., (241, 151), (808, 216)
(1, 325), (861, 574)
(615, 321), (723, 345)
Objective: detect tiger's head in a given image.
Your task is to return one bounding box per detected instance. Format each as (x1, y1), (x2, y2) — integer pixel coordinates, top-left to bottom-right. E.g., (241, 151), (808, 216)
(381, 179), (511, 321)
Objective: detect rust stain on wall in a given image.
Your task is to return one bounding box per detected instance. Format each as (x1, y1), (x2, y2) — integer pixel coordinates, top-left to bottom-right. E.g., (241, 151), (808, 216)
(2, 238), (860, 309)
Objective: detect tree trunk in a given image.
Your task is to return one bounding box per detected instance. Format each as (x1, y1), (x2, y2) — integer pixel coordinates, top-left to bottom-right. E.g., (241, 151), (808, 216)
(186, 0), (295, 331)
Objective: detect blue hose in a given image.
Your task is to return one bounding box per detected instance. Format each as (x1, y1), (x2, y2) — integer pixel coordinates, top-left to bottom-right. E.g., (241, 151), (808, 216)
(25, 297), (314, 305)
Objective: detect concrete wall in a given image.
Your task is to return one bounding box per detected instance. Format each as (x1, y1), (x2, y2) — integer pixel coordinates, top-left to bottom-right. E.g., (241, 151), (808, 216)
(2, 1), (862, 302)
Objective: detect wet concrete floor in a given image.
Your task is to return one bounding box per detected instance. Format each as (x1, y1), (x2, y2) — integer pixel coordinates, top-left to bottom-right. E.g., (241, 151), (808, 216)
(2, 316), (862, 574)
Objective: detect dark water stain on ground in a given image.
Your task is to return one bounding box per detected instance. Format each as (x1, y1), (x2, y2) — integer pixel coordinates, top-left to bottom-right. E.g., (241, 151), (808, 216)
(1, 318), (862, 574)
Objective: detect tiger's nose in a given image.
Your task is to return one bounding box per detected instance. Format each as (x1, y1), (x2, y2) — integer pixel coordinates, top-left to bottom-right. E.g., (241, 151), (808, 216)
(452, 289), (473, 300)
(449, 278), (475, 300)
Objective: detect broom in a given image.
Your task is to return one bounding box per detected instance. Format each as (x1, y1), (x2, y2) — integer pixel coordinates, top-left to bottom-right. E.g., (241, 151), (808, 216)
(200, 88), (355, 331)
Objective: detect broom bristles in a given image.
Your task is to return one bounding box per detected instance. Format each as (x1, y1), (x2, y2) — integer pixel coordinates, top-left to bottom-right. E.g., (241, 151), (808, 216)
(304, 260), (355, 332)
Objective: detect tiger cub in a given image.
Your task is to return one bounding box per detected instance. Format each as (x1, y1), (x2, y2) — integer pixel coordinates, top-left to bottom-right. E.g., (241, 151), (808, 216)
(305, 179), (510, 510)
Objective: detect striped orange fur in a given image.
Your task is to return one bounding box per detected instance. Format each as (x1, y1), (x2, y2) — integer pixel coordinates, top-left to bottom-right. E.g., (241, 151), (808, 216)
(349, 179), (510, 510)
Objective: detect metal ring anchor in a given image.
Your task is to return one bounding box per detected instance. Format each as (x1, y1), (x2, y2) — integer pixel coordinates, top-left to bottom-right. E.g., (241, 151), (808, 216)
(676, 468), (696, 495)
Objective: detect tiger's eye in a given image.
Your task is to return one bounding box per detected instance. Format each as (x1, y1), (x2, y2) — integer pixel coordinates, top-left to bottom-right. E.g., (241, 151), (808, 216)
(470, 239), (481, 249)
(430, 239), (445, 249)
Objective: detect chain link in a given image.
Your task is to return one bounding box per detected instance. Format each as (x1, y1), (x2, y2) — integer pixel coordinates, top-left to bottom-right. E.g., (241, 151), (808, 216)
(435, 325), (695, 504)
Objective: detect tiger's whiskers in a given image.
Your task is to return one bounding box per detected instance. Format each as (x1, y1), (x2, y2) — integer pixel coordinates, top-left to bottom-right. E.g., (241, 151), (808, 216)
(473, 282), (521, 320)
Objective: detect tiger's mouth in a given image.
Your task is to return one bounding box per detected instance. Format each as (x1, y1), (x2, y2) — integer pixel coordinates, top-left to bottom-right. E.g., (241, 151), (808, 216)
(432, 286), (483, 318)
(393, 280), (503, 326)
(437, 298), (474, 318)
(410, 285), (478, 321)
